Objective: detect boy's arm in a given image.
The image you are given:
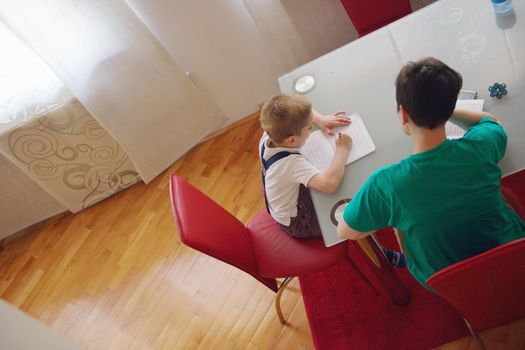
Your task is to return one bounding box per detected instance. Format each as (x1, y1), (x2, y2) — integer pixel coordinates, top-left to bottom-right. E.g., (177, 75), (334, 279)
(307, 133), (352, 193)
(312, 109), (351, 136)
(450, 109), (498, 129)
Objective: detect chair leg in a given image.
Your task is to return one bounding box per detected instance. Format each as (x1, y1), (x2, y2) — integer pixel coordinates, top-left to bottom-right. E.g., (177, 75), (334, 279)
(343, 257), (379, 295)
(275, 277), (294, 325)
(463, 318), (487, 350)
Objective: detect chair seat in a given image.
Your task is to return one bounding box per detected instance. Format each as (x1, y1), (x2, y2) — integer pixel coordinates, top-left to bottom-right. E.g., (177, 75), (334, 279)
(170, 175), (345, 325)
(248, 209), (347, 278)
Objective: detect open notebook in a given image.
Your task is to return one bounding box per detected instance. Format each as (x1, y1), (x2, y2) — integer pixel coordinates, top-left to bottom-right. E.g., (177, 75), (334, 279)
(446, 99), (484, 139)
(301, 113), (375, 171)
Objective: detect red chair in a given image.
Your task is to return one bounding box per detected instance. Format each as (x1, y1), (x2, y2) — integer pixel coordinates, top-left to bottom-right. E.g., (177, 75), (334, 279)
(427, 187), (525, 349)
(501, 185), (525, 219)
(169, 174), (348, 324)
(340, 0), (412, 36)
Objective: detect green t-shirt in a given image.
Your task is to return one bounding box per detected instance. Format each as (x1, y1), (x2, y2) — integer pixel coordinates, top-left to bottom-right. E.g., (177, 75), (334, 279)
(343, 117), (525, 288)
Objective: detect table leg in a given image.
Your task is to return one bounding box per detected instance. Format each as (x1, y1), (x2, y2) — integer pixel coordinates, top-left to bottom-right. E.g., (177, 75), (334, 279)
(353, 235), (411, 306)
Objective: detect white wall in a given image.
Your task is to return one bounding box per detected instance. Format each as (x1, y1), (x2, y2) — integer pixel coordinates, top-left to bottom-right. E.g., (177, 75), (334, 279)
(0, 152), (65, 240)
(0, 300), (84, 350)
(242, 0), (358, 74)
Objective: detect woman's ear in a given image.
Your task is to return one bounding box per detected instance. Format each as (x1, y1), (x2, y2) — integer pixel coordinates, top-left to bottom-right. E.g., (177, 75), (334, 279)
(398, 105), (412, 135)
(399, 105), (409, 125)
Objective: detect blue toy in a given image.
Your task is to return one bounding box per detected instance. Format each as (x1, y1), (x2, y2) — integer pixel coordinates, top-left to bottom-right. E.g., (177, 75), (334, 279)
(488, 83), (508, 99)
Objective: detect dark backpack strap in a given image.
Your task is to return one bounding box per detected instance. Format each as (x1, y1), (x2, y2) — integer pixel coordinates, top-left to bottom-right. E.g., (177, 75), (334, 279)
(260, 142), (299, 213)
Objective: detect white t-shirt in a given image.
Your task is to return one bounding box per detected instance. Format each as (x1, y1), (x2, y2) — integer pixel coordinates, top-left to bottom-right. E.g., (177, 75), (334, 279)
(259, 133), (320, 226)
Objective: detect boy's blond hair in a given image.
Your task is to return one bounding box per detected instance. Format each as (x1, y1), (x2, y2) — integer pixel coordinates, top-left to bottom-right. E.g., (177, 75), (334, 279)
(260, 94), (312, 143)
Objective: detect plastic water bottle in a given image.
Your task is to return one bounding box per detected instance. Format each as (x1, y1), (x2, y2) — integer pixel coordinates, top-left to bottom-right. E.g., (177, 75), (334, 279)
(491, 0), (513, 14)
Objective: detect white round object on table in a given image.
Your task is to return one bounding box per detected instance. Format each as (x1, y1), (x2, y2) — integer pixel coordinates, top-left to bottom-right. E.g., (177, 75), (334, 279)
(293, 75), (316, 94)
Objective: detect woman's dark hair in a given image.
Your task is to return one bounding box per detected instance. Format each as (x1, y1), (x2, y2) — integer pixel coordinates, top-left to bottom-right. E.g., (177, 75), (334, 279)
(395, 57), (462, 129)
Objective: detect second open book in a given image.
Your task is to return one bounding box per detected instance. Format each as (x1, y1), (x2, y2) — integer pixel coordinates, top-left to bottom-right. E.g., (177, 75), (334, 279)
(301, 113), (375, 171)
(446, 99), (484, 139)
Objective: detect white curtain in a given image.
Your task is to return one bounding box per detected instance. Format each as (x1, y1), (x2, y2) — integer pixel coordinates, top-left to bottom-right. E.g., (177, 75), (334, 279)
(0, 0), (226, 183)
(125, 0), (281, 125)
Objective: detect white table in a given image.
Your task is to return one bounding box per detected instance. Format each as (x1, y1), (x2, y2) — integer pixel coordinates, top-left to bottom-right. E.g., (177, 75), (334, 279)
(279, 0), (525, 247)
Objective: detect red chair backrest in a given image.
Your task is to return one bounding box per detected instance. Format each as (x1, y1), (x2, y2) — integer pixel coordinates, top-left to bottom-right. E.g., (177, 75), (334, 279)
(169, 175), (278, 292)
(501, 185), (525, 219)
(427, 238), (525, 331)
(340, 0), (412, 36)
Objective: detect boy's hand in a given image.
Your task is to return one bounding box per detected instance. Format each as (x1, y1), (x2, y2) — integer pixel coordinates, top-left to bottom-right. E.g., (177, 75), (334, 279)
(307, 132), (352, 193)
(336, 133), (352, 151)
(314, 111), (352, 136)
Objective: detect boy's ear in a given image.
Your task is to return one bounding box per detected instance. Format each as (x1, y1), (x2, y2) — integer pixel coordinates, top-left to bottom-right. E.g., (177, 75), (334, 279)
(284, 135), (296, 147)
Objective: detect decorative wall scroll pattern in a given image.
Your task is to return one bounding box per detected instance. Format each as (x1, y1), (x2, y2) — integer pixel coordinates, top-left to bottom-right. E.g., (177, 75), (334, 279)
(4, 99), (140, 211)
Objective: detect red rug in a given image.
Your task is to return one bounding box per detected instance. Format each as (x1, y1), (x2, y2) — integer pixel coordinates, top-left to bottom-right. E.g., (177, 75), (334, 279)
(299, 170), (525, 350)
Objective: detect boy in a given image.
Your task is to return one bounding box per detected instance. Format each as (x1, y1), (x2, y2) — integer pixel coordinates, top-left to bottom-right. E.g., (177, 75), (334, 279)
(337, 57), (525, 289)
(259, 93), (352, 238)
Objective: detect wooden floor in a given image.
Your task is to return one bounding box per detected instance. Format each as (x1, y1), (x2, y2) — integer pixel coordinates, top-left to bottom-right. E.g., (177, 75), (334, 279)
(1, 115), (524, 350)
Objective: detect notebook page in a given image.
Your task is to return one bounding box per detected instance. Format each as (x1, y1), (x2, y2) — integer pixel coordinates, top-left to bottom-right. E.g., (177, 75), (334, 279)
(301, 113), (375, 171)
(343, 114), (376, 164)
(301, 130), (334, 171)
(446, 99), (484, 139)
